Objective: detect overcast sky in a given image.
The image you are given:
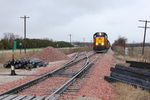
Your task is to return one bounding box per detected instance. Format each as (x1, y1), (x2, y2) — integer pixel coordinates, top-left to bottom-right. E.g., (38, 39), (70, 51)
(0, 0), (150, 44)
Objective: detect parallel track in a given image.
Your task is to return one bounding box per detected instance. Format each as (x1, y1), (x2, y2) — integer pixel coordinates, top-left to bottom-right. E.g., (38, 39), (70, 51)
(0, 52), (96, 100)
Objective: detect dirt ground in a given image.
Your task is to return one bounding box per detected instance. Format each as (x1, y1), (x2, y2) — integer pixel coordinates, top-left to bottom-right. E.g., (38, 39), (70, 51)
(0, 67), (9, 73)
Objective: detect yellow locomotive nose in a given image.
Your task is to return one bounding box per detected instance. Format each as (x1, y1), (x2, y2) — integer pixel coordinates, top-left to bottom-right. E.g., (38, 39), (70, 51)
(93, 32), (110, 52)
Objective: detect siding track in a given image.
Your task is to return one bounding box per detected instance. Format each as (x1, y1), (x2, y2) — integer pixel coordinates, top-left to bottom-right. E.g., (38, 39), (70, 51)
(0, 51), (96, 100)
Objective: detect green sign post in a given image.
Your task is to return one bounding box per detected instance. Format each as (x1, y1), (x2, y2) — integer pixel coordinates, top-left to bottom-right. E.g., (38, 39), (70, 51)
(13, 40), (17, 50)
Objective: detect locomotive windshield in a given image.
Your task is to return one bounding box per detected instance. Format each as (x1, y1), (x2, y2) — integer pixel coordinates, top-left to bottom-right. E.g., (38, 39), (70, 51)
(93, 32), (108, 38)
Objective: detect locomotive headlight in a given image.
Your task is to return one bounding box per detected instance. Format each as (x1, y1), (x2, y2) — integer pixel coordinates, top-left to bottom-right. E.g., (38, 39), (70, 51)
(96, 42), (98, 45)
(101, 42), (104, 46)
(99, 33), (102, 36)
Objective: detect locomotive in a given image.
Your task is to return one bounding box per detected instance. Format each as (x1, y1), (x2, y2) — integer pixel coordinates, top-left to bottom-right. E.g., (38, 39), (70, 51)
(93, 32), (110, 52)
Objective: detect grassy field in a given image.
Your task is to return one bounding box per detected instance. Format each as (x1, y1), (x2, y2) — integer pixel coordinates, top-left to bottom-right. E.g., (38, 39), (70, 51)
(113, 46), (150, 62)
(0, 51), (38, 64)
(127, 46), (150, 62)
(112, 82), (150, 100)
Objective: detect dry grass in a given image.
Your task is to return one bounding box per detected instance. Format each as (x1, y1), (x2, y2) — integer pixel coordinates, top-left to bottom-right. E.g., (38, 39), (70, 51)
(0, 67), (10, 72)
(127, 46), (150, 62)
(0, 51), (38, 64)
(114, 46), (150, 62)
(114, 54), (140, 62)
(112, 82), (150, 100)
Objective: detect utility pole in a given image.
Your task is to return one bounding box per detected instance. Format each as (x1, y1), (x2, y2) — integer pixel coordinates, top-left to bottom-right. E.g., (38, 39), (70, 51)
(20, 15), (30, 54)
(138, 20), (150, 55)
(83, 37), (85, 47)
(69, 34), (72, 44)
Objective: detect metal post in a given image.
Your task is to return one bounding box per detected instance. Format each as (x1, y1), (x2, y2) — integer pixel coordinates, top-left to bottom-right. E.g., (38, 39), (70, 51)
(142, 21), (147, 55)
(69, 34), (72, 44)
(20, 15), (29, 54)
(20, 47), (21, 54)
(138, 20), (150, 55)
(24, 17), (26, 54)
(11, 41), (16, 75)
(83, 38), (85, 47)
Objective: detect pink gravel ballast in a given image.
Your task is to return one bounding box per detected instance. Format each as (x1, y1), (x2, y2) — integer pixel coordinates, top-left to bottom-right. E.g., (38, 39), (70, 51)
(76, 52), (116, 100)
(0, 60), (66, 93)
(32, 46), (70, 62)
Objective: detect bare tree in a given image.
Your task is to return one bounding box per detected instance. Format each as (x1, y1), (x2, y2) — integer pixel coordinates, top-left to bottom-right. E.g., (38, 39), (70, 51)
(2, 33), (19, 49)
(113, 36), (127, 47)
(112, 36), (127, 55)
(3, 33), (19, 40)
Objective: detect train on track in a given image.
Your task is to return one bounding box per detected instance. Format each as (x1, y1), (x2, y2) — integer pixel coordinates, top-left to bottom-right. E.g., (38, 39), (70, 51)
(93, 32), (110, 52)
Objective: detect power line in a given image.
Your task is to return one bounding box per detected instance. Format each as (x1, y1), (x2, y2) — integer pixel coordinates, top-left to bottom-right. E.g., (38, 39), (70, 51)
(20, 15), (30, 54)
(138, 20), (150, 55)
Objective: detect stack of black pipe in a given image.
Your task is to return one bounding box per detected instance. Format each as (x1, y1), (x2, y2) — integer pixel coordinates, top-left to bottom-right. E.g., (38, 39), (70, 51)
(3, 58), (48, 70)
(105, 61), (150, 90)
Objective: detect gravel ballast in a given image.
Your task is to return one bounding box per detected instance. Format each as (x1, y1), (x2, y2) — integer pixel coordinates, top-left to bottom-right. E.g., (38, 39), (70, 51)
(0, 60), (67, 93)
(32, 47), (70, 62)
(76, 51), (116, 100)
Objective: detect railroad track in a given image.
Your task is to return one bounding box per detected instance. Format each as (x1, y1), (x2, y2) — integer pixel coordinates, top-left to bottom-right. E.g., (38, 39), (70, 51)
(58, 53), (101, 100)
(0, 51), (97, 100)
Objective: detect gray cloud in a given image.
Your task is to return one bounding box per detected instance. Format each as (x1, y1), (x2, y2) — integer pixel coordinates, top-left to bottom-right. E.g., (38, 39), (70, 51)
(0, 0), (149, 43)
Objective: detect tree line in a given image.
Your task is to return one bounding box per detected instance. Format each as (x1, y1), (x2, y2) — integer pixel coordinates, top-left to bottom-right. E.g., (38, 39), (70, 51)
(0, 33), (73, 49)
(112, 36), (150, 47)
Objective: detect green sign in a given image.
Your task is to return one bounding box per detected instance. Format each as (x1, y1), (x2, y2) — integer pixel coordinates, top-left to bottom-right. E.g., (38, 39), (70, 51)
(13, 40), (17, 50)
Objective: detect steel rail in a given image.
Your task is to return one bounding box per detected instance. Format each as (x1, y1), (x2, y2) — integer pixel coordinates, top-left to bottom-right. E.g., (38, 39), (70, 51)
(0, 53), (79, 96)
(0, 52), (95, 96)
(45, 57), (97, 100)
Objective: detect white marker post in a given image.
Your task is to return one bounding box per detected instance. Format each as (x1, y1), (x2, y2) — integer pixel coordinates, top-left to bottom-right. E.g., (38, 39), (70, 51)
(10, 40), (17, 75)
